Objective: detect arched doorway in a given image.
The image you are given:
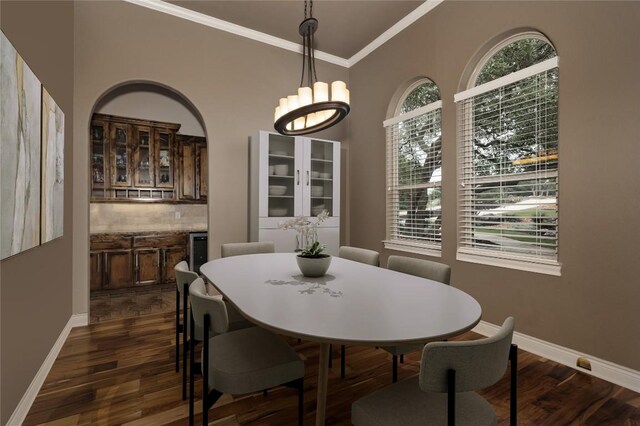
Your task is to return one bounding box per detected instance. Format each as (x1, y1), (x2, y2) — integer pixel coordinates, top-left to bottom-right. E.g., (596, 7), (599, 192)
(88, 82), (208, 323)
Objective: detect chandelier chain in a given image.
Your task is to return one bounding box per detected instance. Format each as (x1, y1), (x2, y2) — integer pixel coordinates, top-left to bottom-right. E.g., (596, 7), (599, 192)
(304, 0), (314, 19)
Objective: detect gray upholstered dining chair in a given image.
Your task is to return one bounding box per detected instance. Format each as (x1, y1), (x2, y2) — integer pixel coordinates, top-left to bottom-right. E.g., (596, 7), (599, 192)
(175, 261), (200, 400)
(332, 246), (380, 378)
(221, 241), (275, 258)
(219, 241), (276, 332)
(352, 317), (517, 426)
(188, 278), (305, 426)
(339, 245), (380, 267)
(384, 255), (452, 382)
(175, 261), (252, 401)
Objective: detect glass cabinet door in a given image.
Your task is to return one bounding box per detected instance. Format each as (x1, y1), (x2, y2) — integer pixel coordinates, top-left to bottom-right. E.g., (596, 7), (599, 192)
(110, 123), (131, 187)
(267, 133), (297, 217)
(309, 139), (335, 217)
(134, 126), (154, 187)
(91, 120), (108, 198)
(155, 129), (174, 188)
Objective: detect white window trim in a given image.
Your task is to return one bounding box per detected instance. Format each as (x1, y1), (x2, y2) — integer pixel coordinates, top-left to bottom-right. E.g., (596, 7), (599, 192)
(383, 100), (443, 127)
(456, 34), (560, 275)
(454, 57), (558, 102)
(384, 240), (442, 258)
(457, 251), (561, 276)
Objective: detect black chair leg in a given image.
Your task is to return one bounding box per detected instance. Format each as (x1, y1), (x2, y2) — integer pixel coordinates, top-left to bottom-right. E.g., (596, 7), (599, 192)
(175, 287), (180, 373)
(400, 354), (404, 364)
(298, 378), (304, 426)
(447, 369), (456, 426)
(203, 314), (210, 426)
(392, 355), (398, 383)
(189, 311), (195, 426)
(284, 378), (305, 426)
(328, 344), (333, 368)
(340, 345), (346, 379)
(510, 344), (518, 426)
(182, 284), (189, 401)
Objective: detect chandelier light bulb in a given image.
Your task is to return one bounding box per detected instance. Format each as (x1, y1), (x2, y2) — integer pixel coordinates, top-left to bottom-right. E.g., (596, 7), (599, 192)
(313, 82), (329, 103)
(298, 87), (313, 106)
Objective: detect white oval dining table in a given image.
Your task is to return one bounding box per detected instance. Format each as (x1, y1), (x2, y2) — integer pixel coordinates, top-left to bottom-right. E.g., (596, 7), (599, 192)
(200, 253), (482, 425)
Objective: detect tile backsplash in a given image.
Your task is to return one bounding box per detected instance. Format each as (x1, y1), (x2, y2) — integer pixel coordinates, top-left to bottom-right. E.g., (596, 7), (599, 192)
(90, 203), (207, 233)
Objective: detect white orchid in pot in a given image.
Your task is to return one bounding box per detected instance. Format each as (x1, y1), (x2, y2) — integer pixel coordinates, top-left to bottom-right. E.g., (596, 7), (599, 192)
(279, 210), (332, 277)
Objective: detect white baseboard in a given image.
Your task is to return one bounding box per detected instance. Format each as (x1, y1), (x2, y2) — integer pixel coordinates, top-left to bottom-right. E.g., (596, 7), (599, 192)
(69, 313), (89, 328)
(473, 321), (640, 393)
(7, 313), (88, 425)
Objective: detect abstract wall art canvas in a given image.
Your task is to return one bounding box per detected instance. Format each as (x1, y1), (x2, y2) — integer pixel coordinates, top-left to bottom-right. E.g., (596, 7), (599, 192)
(41, 88), (64, 243)
(1, 31), (42, 260)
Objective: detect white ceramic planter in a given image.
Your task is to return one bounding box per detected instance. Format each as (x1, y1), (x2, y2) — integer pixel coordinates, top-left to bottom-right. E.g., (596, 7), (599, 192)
(296, 255), (332, 277)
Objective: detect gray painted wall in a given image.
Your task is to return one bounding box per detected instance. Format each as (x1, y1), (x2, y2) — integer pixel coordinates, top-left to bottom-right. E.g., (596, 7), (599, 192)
(2, 1), (639, 422)
(348, 0), (640, 370)
(0, 2), (74, 423)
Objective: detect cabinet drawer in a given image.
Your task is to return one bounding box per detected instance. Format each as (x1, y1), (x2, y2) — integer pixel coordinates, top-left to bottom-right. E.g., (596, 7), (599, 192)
(91, 234), (132, 251)
(133, 233), (188, 248)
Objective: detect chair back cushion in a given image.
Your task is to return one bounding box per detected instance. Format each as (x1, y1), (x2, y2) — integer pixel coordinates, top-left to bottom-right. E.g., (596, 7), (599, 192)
(387, 255), (451, 284)
(339, 246), (380, 267)
(175, 260), (199, 294)
(221, 242), (275, 258)
(419, 317), (515, 393)
(189, 278), (229, 335)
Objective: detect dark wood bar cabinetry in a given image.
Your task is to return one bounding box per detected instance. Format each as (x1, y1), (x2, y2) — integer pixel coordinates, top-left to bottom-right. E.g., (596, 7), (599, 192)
(90, 231), (192, 290)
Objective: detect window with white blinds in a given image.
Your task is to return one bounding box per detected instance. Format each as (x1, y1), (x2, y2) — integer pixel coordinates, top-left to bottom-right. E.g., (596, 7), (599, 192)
(455, 37), (560, 274)
(384, 81), (443, 254)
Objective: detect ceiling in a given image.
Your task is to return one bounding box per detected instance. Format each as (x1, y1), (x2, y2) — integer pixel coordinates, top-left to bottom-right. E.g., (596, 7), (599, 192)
(167, 1), (425, 59)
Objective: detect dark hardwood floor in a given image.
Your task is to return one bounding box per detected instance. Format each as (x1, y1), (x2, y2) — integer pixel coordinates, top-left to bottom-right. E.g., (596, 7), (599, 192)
(90, 284), (176, 324)
(24, 311), (639, 425)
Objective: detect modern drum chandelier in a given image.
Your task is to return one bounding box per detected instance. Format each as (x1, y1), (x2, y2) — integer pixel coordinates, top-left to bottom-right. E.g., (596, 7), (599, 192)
(274, 0), (350, 136)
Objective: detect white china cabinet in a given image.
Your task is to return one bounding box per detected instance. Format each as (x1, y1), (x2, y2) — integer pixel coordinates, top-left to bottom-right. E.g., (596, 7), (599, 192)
(249, 131), (340, 254)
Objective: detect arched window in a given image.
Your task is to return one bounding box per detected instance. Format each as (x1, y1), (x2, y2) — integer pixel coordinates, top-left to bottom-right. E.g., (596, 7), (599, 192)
(384, 79), (443, 254)
(455, 33), (560, 274)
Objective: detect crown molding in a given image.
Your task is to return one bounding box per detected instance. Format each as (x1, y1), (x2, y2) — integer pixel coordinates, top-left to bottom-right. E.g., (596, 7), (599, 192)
(123, 0), (349, 68)
(123, 0), (443, 69)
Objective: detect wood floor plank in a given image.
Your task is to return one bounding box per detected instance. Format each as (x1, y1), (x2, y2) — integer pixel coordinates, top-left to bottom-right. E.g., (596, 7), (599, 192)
(24, 312), (639, 425)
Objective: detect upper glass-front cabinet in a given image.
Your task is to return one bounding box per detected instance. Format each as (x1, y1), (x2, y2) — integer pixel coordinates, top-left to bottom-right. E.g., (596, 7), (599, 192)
(111, 123), (131, 187)
(156, 129), (174, 188)
(91, 119), (108, 198)
(91, 114), (187, 202)
(266, 133), (298, 218)
(309, 139), (336, 217)
(134, 126), (154, 187)
(254, 131), (340, 220)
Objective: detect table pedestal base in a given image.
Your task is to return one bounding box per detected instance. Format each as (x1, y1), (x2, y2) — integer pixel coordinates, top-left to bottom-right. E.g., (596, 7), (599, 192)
(315, 342), (330, 426)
